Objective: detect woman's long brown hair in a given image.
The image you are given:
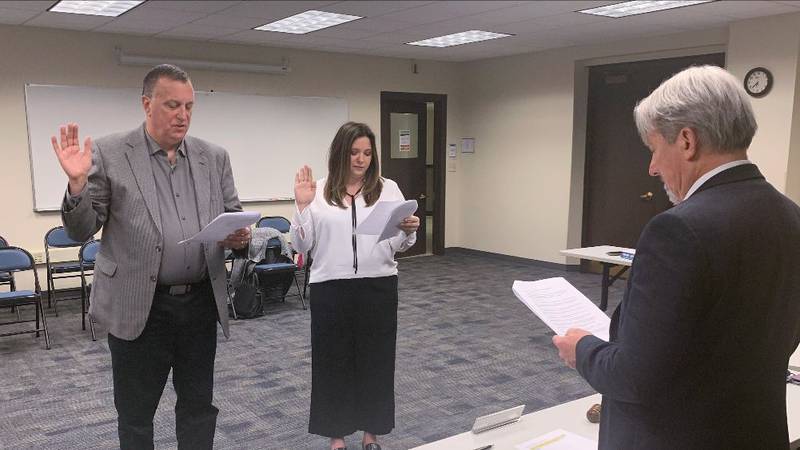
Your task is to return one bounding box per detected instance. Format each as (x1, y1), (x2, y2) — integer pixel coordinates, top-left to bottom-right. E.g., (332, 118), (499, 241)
(324, 122), (383, 208)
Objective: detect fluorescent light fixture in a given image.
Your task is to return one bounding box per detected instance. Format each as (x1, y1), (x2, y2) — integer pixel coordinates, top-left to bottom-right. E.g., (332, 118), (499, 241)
(407, 30), (512, 48)
(49, 0), (144, 17)
(578, 1), (712, 18)
(115, 49), (291, 75)
(254, 10), (362, 34)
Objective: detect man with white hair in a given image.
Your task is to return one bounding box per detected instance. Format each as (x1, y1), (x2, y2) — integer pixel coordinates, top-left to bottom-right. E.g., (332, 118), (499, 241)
(553, 65), (800, 449)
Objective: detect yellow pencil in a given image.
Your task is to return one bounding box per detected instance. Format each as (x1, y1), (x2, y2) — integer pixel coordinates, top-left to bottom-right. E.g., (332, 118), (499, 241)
(530, 433), (565, 449)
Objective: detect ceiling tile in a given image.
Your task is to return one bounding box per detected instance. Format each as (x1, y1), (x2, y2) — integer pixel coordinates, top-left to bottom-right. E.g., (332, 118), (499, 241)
(216, 1), (339, 20)
(24, 11), (114, 30)
(1, 1), (56, 12)
(362, 30), (438, 45)
(617, 7), (734, 31)
(211, 29), (292, 45)
(491, 11), (612, 34)
(188, 14), (268, 30)
(322, 1), (434, 17)
(337, 17), (418, 33)
(158, 23), (241, 39)
(689, 1), (800, 19)
(145, 1), (240, 14)
(773, 0), (800, 7)
(94, 21), (173, 35)
(0, 7), (41, 24)
(305, 26), (381, 40)
(378, 1), (528, 25)
(114, 7), (206, 26)
(280, 34), (388, 49)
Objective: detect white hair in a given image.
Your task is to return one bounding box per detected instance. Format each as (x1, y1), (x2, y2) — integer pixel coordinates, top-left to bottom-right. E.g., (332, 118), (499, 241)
(633, 65), (757, 153)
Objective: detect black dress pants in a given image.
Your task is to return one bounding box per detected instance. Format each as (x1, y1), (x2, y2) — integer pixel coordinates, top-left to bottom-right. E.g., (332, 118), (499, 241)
(107, 281), (219, 450)
(308, 275), (399, 438)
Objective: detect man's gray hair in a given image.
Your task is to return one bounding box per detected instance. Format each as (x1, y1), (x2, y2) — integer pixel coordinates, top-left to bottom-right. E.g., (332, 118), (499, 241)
(633, 65), (757, 153)
(142, 64), (190, 98)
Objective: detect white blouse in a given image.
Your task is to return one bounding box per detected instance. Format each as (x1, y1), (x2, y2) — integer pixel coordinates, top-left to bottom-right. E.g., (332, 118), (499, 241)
(290, 177), (417, 284)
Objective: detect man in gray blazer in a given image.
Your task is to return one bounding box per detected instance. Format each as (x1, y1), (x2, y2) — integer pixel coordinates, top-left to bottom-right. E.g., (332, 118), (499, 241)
(53, 64), (250, 450)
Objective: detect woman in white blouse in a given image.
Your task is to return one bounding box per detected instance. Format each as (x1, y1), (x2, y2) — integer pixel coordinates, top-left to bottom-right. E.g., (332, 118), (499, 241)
(291, 122), (419, 450)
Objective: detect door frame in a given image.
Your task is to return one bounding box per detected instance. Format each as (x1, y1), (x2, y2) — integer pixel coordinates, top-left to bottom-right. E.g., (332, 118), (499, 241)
(380, 91), (447, 255)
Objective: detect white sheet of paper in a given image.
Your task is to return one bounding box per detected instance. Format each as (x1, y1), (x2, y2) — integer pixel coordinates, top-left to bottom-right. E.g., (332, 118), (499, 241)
(512, 277), (611, 341)
(515, 429), (597, 450)
(178, 211), (260, 245)
(356, 200), (418, 242)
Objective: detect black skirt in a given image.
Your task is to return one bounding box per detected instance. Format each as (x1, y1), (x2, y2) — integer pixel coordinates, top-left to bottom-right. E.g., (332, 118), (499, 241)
(308, 275), (398, 438)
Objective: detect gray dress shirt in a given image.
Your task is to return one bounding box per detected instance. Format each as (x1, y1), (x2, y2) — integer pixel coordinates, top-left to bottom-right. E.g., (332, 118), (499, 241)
(65, 126), (208, 285)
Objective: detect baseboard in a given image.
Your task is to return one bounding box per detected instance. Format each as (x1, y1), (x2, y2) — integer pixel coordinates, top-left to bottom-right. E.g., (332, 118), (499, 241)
(444, 247), (580, 272)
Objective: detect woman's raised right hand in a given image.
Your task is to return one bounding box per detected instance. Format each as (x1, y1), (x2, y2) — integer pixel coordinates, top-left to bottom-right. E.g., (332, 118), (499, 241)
(294, 165), (316, 211)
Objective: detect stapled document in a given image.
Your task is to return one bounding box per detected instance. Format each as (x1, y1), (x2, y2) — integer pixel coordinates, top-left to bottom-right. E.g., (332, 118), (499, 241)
(178, 211), (260, 245)
(512, 277), (610, 341)
(356, 200), (418, 242)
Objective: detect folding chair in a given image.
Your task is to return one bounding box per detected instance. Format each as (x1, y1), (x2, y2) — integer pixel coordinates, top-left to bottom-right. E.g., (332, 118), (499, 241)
(0, 236), (19, 320)
(44, 226), (87, 315)
(255, 217), (306, 310)
(0, 247), (50, 349)
(79, 239), (100, 341)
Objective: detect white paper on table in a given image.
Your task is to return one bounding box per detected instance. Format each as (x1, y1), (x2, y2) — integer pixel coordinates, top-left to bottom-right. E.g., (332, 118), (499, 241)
(515, 429), (597, 450)
(512, 277), (610, 341)
(178, 211), (260, 245)
(356, 200), (418, 242)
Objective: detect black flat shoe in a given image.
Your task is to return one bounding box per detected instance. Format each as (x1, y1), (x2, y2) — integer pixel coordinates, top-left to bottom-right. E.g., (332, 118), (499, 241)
(363, 444), (381, 450)
(334, 447), (347, 450)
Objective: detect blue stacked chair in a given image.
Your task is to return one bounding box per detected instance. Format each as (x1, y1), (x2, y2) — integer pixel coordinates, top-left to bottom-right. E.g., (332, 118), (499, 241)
(44, 226), (89, 315)
(0, 246), (50, 349)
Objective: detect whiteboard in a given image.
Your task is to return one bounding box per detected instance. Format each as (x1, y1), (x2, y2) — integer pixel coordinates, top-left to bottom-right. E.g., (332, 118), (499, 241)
(24, 84), (346, 211)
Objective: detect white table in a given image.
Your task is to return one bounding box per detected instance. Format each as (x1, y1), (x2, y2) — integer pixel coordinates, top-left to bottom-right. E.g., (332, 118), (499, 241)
(413, 386), (800, 449)
(411, 394), (601, 450)
(790, 347), (800, 371)
(560, 245), (635, 311)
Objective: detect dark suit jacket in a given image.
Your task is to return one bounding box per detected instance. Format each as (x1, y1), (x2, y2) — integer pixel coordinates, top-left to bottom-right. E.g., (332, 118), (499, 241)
(576, 164), (800, 449)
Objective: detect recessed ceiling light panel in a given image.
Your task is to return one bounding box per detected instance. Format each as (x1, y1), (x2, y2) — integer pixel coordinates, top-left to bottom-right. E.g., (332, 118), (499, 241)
(578, 1), (712, 18)
(407, 30), (512, 48)
(255, 10), (362, 34)
(49, 0), (144, 17)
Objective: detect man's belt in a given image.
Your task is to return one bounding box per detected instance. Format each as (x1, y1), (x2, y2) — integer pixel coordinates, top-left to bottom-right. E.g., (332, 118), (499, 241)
(155, 280), (210, 296)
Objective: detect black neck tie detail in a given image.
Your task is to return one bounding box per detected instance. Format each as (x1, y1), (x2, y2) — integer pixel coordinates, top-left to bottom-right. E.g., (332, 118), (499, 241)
(347, 186), (363, 274)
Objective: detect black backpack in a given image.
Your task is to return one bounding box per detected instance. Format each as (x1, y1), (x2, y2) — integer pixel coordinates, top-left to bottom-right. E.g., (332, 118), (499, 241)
(228, 259), (263, 319)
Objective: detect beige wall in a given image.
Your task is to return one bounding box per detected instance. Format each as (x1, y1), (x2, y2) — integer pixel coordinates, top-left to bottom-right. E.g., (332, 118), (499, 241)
(5, 11), (800, 287)
(727, 13), (800, 195)
(457, 13), (800, 264)
(0, 25), (463, 288)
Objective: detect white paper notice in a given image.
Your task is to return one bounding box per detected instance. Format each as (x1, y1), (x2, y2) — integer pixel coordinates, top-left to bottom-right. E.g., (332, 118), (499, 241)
(356, 200), (418, 242)
(515, 429), (597, 450)
(512, 277), (610, 341)
(178, 211), (260, 245)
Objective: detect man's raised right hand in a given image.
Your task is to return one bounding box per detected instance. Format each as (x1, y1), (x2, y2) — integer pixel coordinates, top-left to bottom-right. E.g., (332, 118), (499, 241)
(52, 123), (93, 195)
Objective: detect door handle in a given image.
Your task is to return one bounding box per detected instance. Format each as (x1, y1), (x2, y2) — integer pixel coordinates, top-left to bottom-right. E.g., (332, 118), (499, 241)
(640, 191), (654, 201)
(418, 193), (427, 200)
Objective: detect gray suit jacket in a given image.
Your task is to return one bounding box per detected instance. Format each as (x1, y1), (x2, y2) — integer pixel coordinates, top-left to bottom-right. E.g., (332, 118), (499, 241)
(61, 125), (242, 340)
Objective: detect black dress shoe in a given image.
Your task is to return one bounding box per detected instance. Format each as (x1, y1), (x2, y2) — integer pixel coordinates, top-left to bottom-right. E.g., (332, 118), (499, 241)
(333, 447), (347, 450)
(363, 444), (381, 450)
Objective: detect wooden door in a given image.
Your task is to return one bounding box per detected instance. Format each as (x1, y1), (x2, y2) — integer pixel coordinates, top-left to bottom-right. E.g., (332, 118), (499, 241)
(380, 99), (427, 257)
(583, 53), (726, 249)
